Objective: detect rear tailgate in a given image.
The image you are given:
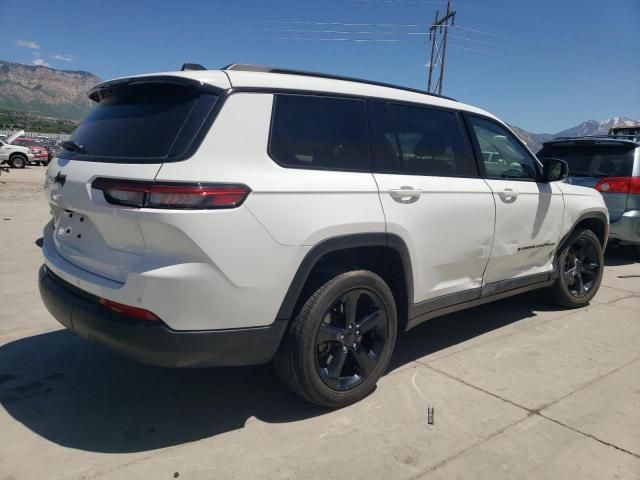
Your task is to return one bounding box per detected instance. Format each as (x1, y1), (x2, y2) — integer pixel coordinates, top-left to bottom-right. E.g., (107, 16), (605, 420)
(46, 161), (161, 282)
(44, 73), (229, 283)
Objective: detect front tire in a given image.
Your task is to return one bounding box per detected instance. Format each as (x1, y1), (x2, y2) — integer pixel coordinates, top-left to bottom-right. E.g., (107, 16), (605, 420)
(9, 154), (27, 169)
(549, 229), (604, 308)
(275, 270), (397, 408)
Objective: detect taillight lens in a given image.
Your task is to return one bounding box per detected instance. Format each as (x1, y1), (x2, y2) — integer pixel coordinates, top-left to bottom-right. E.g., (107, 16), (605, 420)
(91, 178), (251, 209)
(99, 298), (160, 321)
(595, 177), (640, 194)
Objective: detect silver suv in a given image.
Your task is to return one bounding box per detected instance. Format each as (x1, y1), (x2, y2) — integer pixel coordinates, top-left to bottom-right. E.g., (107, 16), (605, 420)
(538, 137), (640, 258)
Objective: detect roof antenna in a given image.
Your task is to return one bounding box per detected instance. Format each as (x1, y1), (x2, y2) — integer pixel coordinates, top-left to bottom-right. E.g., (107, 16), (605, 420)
(181, 63), (207, 71)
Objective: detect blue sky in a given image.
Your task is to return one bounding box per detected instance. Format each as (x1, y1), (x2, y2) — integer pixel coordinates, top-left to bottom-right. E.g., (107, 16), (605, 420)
(1, 0), (639, 132)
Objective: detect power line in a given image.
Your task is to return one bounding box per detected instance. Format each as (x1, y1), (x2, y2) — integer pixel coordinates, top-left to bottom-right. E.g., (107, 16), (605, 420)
(2, 14), (638, 72)
(354, 0), (531, 21)
(452, 25), (537, 44)
(448, 33), (516, 50)
(447, 43), (511, 58)
(0, 13), (442, 28)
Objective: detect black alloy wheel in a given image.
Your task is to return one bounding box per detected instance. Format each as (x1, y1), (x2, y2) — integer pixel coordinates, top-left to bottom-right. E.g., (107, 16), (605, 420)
(315, 289), (389, 391)
(563, 236), (601, 298)
(274, 270), (397, 407)
(549, 228), (604, 308)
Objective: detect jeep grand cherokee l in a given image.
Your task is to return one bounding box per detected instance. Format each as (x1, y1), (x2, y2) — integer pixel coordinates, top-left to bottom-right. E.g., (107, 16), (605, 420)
(39, 64), (609, 407)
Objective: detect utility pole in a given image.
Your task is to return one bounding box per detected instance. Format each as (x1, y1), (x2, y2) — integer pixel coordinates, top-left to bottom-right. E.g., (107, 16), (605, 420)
(427, 0), (456, 95)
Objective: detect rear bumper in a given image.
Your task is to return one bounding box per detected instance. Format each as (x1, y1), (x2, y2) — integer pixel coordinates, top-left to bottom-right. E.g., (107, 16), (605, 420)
(609, 210), (640, 245)
(38, 265), (288, 368)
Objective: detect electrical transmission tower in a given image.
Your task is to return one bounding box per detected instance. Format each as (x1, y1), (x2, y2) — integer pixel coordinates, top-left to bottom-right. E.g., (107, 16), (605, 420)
(427, 0), (456, 95)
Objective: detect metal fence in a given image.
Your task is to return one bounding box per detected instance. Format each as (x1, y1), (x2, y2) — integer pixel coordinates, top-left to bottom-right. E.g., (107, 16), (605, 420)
(0, 129), (71, 140)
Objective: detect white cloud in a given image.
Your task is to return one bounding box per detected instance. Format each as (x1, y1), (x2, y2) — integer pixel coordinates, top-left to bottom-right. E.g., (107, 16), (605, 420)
(33, 58), (51, 67)
(16, 39), (40, 49)
(51, 53), (73, 62)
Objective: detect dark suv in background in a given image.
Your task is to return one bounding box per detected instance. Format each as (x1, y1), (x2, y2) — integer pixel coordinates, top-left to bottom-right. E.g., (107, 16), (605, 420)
(538, 137), (640, 258)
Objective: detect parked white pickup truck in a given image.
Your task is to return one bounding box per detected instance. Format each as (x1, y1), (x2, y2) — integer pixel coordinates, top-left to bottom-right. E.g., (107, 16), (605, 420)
(0, 130), (34, 168)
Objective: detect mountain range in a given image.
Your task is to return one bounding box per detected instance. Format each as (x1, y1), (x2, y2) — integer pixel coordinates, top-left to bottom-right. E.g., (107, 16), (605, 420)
(510, 117), (639, 153)
(0, 60), (637, 147)
(0, 60), (100, 122)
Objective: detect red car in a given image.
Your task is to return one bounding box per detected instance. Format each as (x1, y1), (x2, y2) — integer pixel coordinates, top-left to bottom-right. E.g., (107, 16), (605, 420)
(12, 137), (50, 165)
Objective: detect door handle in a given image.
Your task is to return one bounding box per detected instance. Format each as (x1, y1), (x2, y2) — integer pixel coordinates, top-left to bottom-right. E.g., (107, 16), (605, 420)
(389, 187), (421, 204)
(498, 188), (519, 202)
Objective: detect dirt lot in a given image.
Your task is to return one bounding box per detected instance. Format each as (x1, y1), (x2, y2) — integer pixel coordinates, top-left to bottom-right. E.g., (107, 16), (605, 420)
(1, 167), (639, 480)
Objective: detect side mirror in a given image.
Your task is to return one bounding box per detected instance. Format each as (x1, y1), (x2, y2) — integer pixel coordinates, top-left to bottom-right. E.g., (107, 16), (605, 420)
(540, 157), (568, 183)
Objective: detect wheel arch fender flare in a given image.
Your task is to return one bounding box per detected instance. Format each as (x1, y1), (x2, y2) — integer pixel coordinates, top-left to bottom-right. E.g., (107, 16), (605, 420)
(276, 233), (414, 322)
(557, 210), (609, 255)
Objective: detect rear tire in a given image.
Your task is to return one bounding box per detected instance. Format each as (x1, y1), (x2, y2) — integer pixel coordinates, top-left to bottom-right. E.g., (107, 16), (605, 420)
(9, 154), (27, 169)
(274, 270), (397, 408)
(548, 229), (604, 308)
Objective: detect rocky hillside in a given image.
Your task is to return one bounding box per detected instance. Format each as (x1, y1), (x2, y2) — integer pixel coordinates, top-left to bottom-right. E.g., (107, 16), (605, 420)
(554, 117), (638, 138)
(0, 60), (100, 121)
(508, 125), (553, 153)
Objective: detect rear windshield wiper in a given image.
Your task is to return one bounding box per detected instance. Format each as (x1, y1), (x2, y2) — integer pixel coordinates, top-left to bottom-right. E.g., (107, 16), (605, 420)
(61, 140), (86, 154)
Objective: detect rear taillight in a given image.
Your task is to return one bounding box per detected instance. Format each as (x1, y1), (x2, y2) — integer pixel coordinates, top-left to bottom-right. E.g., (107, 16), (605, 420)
(99, 298), (160, 321)
(91, 178), (251, 209)
(595, 177), (640, 194)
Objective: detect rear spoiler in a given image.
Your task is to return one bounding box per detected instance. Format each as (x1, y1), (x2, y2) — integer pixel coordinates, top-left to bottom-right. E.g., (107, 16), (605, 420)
(88, 75), (222, 102)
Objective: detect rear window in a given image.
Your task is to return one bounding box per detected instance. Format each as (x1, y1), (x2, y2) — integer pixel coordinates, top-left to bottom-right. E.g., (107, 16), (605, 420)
(269, 94), (369, 172)
(61, 82), (219, 163)
(538, 144), (636, 177)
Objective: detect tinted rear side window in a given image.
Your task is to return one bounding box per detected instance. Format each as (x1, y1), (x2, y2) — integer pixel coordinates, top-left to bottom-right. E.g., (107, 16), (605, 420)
(538, 144), (636, 177)
(269, 95), (369, 171)
(369, 101), (474, 177)
(61, 82), (219, 163)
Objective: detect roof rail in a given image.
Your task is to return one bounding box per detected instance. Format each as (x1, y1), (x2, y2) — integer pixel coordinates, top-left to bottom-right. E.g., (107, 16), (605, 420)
(222, 63), (457, 101)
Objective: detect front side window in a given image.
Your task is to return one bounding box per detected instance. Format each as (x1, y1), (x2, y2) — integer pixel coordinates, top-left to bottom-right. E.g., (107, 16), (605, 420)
(369, 101), (474, 177)
(269, 95), (369, 171)
(467, 116), (539, 180)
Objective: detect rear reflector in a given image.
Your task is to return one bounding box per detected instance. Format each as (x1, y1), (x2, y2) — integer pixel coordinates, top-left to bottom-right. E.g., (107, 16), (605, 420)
(99, 298), (160, 321)
(91, 178), (251, 209)
(595, 177), (640, 194)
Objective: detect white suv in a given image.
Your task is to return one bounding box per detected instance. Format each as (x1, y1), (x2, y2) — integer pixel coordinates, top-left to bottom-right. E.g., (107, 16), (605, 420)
(39, 64), (609, 407)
